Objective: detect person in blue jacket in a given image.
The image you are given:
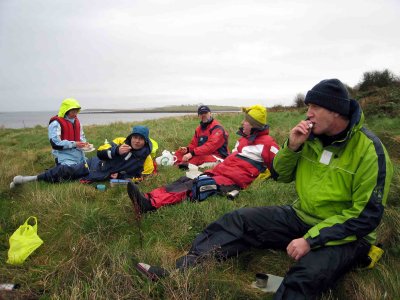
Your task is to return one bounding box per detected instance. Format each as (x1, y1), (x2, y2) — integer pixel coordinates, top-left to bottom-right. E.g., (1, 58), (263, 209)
(10, 126), (154, 187)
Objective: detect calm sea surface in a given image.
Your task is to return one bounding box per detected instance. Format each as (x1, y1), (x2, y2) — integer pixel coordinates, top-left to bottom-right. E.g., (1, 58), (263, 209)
(0, 111), (196, 129)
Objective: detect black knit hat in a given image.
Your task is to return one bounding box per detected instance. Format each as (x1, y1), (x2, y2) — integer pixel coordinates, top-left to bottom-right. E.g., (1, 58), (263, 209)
(198, 105), (211, 115)
(304, 79), (350, 116)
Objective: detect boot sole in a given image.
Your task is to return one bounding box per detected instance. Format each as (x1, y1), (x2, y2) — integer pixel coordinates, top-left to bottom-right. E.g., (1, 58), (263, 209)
(135, 263), (169, 281)
(127, 182), (142, 218)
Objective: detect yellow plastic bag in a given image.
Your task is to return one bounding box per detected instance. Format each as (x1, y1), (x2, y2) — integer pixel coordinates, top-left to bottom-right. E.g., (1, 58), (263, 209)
(7, 216), (44, 265)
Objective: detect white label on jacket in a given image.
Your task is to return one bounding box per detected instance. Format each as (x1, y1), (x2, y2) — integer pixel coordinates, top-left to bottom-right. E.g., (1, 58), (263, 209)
(320, 150), (333, 165)
(270, 146), (279, 154)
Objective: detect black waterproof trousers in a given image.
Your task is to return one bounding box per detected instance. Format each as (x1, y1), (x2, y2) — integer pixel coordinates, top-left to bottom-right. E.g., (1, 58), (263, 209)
(179, 205), (370, 300)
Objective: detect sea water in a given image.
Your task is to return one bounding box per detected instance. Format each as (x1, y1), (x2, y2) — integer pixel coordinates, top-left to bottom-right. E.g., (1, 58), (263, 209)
(0, 111), (195, 129)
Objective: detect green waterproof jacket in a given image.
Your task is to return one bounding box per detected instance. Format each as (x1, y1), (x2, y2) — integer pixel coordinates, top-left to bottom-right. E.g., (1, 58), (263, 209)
(272, 100), (393, 248)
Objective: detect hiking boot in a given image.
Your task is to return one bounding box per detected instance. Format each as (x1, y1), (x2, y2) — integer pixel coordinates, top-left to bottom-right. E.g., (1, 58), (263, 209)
(136, 263), (170, 281)
(175, 254), (201, 270)
(127, 182), (156, 215)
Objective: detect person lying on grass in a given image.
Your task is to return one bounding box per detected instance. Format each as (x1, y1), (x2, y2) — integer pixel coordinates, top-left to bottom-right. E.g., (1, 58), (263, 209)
(174, 105), (230, 168)
(127, 104), (279, 213)
(136, 79), (394, 300)
(10, 125), (156, 188)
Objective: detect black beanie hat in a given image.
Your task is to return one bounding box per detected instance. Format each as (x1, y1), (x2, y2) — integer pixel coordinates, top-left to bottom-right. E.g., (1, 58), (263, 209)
(198, 105), (211, 115)
(304, 79), (350, 116)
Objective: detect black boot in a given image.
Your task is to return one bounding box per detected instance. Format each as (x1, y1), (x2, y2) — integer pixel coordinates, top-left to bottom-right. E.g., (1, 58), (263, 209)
(175, 254), (201, 270)
(136, 262), (170, 281)
(127, 182), (156, 214)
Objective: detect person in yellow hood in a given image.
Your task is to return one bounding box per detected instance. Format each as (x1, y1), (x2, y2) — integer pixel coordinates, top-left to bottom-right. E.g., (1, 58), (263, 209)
(48, 98), (89, 166)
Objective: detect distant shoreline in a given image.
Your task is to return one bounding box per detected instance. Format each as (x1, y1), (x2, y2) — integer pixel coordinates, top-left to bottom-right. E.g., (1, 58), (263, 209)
(0, 110), (240, 129)
(80, 109), (240, 114)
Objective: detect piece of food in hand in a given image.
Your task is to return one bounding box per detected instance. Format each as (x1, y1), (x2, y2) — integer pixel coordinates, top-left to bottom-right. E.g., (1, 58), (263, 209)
(82, 143), (95, 152)
(308, 123), (313, 129)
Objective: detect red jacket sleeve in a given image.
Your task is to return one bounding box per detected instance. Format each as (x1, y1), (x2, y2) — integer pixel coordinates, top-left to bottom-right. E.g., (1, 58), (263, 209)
(261, 136), (280, 171)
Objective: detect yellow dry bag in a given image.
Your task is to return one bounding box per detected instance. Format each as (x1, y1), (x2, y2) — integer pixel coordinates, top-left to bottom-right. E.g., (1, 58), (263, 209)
(7, 216), (44, 265)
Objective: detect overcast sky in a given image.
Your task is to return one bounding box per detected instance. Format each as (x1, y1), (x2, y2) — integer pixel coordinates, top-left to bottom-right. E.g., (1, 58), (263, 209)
(1, 0), (399, 112)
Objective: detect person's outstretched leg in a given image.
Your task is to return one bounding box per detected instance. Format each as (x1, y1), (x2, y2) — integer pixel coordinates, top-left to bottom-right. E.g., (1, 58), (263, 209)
(10, 175), (38, 188)
(273, 239), (370, 300)
(178, 205), (310, 269)
(127, 182), (156, 215)
(127, 182), (189, 215)
(148, 187), (188, 209)
(10, 162), (89, 188)
(36, 163), (89, 183)
(137, 206), (309, 280)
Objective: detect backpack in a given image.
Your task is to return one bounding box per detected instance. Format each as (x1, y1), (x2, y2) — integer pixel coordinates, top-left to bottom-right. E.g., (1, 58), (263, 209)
(191, 175), (218, 202)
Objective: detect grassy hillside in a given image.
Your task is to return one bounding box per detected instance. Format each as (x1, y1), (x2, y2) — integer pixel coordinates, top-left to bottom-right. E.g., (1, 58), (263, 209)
(0, 109), (399, 299)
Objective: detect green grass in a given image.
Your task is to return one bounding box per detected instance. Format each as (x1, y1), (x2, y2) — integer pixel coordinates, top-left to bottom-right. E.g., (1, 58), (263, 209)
(0, 111), (399, 299)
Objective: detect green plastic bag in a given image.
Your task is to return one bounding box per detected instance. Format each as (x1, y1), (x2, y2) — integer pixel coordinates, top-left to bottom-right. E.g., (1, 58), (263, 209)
(7, 216), (44, 265)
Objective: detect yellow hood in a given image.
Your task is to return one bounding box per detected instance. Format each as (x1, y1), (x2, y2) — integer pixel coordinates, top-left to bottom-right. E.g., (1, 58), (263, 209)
(58, 98), (81, 117)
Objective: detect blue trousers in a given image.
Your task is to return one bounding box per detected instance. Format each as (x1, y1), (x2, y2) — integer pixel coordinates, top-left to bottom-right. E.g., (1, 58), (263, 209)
(37, 162), (89, 183)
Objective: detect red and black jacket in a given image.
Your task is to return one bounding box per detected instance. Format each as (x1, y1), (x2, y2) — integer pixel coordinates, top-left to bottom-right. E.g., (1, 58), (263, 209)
(188, 119), (229, 158)
(49, 116), (81, 150)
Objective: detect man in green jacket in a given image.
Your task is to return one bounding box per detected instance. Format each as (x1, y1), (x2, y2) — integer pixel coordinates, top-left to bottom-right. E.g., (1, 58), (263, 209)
(136, 79), (393, 299)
